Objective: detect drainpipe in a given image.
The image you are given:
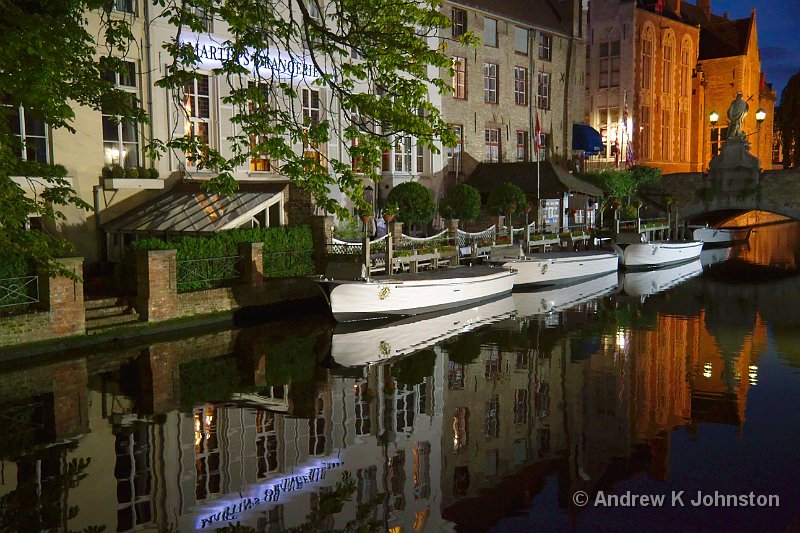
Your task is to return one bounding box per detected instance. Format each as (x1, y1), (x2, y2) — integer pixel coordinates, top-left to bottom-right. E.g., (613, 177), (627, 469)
(143, 0), (155, 170)
(93, 185), (104, 266)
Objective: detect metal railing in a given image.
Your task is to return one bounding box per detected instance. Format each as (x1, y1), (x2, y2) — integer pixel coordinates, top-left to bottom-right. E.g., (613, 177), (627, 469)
(177, 256), (242, 292)
(456, 225), (496, 247)
(262, 249), (314, 277)
(0, 275), (39, 311)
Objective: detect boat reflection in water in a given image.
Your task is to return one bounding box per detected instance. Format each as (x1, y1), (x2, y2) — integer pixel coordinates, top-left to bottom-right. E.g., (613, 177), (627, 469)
(330, 295), (516, 367)
(513, 271), (620, 316)
(622, 259), (703, 298)
(700, 244), (741, 268)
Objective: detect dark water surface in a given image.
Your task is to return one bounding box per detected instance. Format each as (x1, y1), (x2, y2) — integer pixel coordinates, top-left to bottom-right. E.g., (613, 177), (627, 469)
(3, 222), (800, 533)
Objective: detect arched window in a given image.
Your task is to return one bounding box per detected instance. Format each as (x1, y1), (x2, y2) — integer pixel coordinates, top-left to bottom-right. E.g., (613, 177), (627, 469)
(641, 26), (654, 90)
(599, 28), (621, 89)
(680, 40), (692, 97)
(662, 33), (674, 94)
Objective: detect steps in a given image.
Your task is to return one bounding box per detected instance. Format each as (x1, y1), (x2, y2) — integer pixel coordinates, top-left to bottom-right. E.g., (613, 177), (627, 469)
(84, 298), (141, 334)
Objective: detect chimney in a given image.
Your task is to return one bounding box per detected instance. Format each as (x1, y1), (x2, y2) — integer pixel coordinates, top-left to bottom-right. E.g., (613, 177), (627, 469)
(666, 0), (681, 16)
(696, 0), (711, 20)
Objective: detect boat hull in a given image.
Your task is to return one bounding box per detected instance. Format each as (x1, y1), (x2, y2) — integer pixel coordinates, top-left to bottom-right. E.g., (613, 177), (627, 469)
(692, 227), (751, 246)
(320, 266), (516, 321)
(497, 251), (619, 288)
(330, 295), (516, 366)
(615, 241), (704, 270)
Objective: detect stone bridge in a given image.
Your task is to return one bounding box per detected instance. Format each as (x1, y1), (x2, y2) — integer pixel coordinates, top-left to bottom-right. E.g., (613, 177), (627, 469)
(641, 168), (800, 223)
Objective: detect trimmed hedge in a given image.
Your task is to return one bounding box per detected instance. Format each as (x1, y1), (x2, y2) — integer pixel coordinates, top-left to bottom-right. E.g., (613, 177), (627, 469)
(115, 226), (315, 293)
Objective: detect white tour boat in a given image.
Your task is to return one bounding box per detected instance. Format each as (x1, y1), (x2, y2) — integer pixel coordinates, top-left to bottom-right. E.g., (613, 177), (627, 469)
(612, 232), (703, 270)
(622, 259), (703, 297)
(490, 245), (619, 288)
(691, 226), (751, 246)
(317, 264), (516, 322)
(330, 295), (516, 367)
(513, 271), (620, 316)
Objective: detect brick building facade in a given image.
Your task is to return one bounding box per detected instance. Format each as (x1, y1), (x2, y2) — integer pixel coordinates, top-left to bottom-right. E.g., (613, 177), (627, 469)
(586, 0), (775, 174)
(439, 0), (587, 191)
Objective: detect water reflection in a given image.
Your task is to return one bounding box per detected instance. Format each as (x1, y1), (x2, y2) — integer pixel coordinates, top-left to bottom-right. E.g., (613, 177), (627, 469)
(2, 224), (800, 531)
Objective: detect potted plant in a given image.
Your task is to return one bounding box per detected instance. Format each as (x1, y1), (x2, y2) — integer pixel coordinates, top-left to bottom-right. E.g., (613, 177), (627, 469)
(111, 164), (125, 179)
(382, 202), (398, 223)
(359, 209), (373, 223)
(148, 167), (160, 179)
(125, 166), (139, 179)
(102, 166), (113, 179)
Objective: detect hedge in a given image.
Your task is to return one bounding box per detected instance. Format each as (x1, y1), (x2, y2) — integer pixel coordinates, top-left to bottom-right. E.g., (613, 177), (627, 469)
(115, 226), (315, 293)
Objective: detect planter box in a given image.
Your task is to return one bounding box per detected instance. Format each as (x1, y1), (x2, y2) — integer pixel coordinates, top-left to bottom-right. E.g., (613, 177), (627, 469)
(104, 178), (165, 190)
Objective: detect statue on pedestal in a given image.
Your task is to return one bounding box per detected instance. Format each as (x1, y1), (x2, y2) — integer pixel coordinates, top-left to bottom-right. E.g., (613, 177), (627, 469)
(726, 92), (748, 141)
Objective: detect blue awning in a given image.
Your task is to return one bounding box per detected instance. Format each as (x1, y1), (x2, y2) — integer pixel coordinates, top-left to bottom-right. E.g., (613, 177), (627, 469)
(572, 124), (604, 155)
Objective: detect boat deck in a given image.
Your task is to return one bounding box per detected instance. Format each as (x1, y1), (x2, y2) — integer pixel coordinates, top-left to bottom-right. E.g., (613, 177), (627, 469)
(524, 250), (615, 260)
(370, 265), (506, 282)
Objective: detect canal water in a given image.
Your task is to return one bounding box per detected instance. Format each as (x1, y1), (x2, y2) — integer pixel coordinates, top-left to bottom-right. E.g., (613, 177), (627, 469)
(2, 222), (800, 532)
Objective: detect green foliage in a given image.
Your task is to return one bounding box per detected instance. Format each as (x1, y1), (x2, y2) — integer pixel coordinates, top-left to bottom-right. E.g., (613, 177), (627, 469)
(1, 1), (148, 277)
(333, 216), (363, 240)
(115, 226), (314, 293)
(440, 183), (481, 221)
(386, 181), (436, 225)
(698, 186), (716, 203)
(391, 349), (436, 385)
(582, 166), (661, 200)
(487, 182), (526, 216)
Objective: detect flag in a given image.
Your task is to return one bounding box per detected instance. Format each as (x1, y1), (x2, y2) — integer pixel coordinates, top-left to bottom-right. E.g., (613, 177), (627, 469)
(534, 111), (542, 159)
(655, 0), (665, 13)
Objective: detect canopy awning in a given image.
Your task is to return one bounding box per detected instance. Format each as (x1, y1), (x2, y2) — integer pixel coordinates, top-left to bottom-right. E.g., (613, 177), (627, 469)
(103, 182), (285, 234)
(572, 124), (604, 155)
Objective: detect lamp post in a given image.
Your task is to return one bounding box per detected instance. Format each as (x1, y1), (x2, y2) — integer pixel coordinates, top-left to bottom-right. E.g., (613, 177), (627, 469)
(707, 111), (719, 168)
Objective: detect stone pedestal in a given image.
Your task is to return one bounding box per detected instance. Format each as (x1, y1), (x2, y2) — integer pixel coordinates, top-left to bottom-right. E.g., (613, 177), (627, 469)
(239, 242), (264, 286)
(708, 138), (760, 191)
(40, 257), (85, 336)
(446, 219), (459, 244)
(389, 221), (404, 251)
(310, 215), (334, 274)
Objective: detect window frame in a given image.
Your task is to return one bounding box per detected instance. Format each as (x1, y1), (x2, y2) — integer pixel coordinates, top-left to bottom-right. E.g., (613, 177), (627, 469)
(452, 7), (467, 38)
(103, 60), (141, 168)
(452, 57), (467, 99)
(247, 81), (273, 172)
(447, 124), (463, 174)
(598, 35), (620, 89)
(113, 0), (136, 15)
(516, 130), (528, 162)
(514, 66), (528, 106)
(7, 105), (50, 164)
(483, 62), (498, 104)
(484, 128), (501, 163)
(538, 33), (552, 61)
(514, 26), (529, 55)
(537, 71), (550, 109)
(183, 74), (211, 168)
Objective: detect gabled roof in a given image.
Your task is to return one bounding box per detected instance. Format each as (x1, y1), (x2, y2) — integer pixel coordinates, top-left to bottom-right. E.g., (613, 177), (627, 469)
(467, 162), (603, 198)
(698, 18), (751, 60)
(448, 0), (574, 36)
(103, 182), (285, 234)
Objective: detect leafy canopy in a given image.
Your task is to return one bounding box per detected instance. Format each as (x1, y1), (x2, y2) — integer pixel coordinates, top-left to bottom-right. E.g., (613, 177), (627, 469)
(1, 0), (476, 272)
(581, 165), (661, 202)
(440, 183), (481, 221)
(487, 182), (526, 216)
(386, 181), (436, 225)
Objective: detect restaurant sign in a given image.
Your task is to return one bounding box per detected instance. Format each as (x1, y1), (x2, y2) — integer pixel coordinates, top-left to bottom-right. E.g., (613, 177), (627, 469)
(184, 34), (320, 80)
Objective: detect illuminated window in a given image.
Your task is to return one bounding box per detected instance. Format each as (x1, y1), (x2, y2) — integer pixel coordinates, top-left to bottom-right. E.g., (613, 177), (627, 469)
(639, 105), (651, 158)
(183, 75), (210, 167)
(710, 126), (728, 158)
(248, 82), (272, 171)
(193, 406), (220, 501)
(662, 34), (675, 94)
(599, 31), (620, 88)
(102, 61), (140, 168)
(453, 407), (469, 453)
(641, 27), (654, 90)
(448, 360), (465, 390)
(255, 410), (278, 479)
(301, 87), (321, 162)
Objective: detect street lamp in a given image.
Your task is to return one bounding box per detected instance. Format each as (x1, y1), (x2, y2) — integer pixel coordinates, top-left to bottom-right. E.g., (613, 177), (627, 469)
(364, 185), (374, 215)
(755, 108), (767, 123)
(709, 111), (719, 124)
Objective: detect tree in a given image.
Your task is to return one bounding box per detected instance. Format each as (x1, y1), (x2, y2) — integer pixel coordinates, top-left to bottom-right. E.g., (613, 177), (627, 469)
(1, 0), (475, 272)
(778, 71), (800, 168)
(1, 1), (147, 274)
(439, 183), (481, 222)
(487, 182), (526, 226)
(386, 181), (436, 226)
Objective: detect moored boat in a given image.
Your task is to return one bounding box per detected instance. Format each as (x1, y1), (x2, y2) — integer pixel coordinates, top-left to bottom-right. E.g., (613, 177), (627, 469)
(317, 265), (516, 322)
(612, 232), (703, 270)
(691, 226), (752, 246)
(330, 295), (516, 366)
(490, 245), (619, 288)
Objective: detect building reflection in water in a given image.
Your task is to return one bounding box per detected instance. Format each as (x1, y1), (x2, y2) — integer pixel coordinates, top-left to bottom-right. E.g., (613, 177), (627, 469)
(0, 264), (791, 532)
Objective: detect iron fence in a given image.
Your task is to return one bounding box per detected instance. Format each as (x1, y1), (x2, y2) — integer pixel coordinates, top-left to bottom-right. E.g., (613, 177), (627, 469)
(0, 275), (39, 312)
(263, 249), (315, 277)
(177, 256), (242, 292)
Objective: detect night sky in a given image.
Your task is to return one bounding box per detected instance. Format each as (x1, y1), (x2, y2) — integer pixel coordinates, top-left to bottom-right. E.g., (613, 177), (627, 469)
(711, 0), (800, 100)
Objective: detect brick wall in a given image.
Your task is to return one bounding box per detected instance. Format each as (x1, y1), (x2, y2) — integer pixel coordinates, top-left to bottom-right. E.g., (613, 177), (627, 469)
(0, 258), (86, 347)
